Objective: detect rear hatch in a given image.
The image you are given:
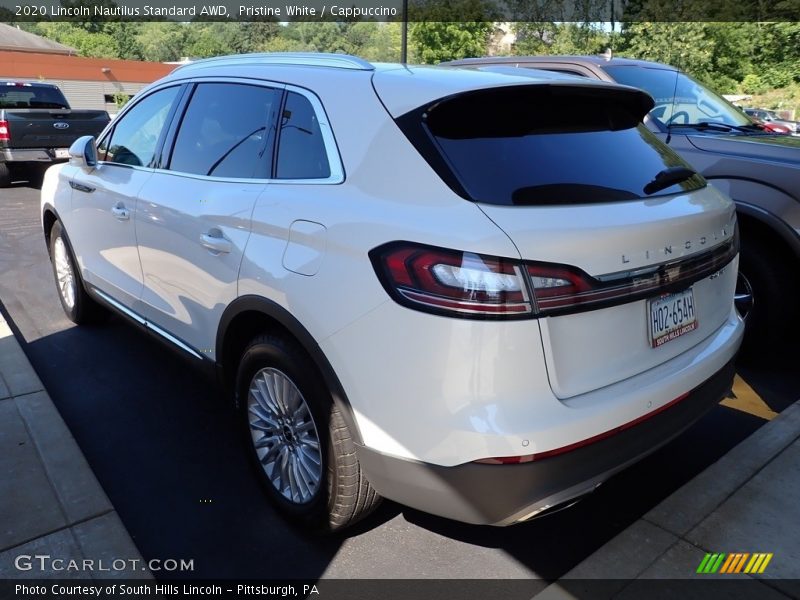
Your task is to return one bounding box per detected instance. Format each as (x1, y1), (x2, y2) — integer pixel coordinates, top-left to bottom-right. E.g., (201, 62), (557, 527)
(386, 73), (738, 399)
(0, 82), (108, 150)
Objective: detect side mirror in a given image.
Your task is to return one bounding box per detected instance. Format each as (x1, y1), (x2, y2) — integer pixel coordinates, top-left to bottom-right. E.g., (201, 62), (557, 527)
(68, 136), (98, 170)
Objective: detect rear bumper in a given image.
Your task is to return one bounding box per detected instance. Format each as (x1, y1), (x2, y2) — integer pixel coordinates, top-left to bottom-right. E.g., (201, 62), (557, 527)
(357, 358), (736, 526)
(2, 148), (61, 163)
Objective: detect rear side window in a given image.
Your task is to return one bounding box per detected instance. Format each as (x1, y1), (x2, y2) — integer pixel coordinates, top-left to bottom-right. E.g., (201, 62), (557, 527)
(0, 84), (68, 109)
(169, 83), (279, 179)
(397, 85), (705, 206)
(276, 91), (331, 180)
(100, 86), (179, 167)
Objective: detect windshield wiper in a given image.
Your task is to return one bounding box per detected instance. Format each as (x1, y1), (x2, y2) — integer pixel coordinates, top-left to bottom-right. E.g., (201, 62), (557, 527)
(643, 166), (697, 195)
(676, 121), (769, 134)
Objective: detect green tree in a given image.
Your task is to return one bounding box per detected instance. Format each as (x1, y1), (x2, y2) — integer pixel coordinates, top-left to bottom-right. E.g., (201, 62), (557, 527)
(104, 22), (144, 60)
(136, 22), (189, 62)
(240, 21), (281, 52)
(408, 0), (496, 63)
(34, 22), (119, 58)
(410, 22), (494, 63)
(620, 22), (714, 78)
(184, 23), (244, 58)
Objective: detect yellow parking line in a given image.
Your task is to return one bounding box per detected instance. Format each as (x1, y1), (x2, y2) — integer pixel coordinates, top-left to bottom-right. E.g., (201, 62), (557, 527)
(720, 375), (778, 421)
(759, 553), (774, 573)
(744, 554), (759, 573)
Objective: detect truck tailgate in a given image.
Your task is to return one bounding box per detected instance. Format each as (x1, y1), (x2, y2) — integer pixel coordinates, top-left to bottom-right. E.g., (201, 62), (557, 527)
(1, 110), (109, 149)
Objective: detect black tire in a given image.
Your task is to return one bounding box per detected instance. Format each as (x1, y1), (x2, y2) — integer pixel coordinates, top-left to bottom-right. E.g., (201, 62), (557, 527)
(236, 334), (381, 532)
(25, 165), (45, 189)
(49, 220), (105, 324)
(0, 162), (12, 187)
(736, 240), (796, 362)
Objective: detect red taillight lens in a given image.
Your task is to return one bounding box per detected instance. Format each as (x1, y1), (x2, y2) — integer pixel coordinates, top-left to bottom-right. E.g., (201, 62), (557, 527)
(0, 120), (9, 143)
(371, 233), (737, 320)
(371, 243), (531, 318)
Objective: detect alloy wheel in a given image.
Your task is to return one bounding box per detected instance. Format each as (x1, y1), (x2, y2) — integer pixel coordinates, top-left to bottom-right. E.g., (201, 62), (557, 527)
(53, 237), (76, 310)
(734, 271), (754, 321)
(247, 368), (322, 504)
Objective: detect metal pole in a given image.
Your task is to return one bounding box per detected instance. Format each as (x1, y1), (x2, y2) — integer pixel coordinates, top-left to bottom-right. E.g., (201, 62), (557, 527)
(401, 0), (408, 63)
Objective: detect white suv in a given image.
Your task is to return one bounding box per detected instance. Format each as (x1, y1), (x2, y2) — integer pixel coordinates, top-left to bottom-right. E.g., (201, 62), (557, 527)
(41, 53), (743, 531)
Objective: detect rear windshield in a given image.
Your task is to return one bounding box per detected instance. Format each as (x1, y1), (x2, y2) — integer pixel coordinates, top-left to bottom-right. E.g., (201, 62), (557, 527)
(0, 84), (69, 109)
(397, 85), (705, 206)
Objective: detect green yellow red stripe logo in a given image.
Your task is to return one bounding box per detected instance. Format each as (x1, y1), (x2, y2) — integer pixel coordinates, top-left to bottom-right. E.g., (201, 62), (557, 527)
(697, 552), (773, 574)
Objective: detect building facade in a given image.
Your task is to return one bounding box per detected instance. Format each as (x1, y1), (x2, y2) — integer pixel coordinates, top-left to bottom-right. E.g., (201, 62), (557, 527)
(0, 23), (173, 114)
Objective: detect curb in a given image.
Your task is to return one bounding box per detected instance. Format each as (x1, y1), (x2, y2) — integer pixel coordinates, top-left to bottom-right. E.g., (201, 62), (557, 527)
(0, 310), (151, 580)
(535, 397), (800, 598)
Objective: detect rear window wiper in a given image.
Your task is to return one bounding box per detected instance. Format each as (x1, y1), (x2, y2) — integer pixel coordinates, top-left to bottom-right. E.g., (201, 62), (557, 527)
(643, 166), (697, 195)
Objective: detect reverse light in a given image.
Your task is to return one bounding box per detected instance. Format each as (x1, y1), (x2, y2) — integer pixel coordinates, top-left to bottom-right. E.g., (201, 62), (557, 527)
(0, 120), (9, 142)
(370, 243), (531, 318)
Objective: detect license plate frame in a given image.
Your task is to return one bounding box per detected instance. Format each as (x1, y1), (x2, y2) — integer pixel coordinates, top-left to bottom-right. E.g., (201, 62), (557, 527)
(648, 288), (698, 348)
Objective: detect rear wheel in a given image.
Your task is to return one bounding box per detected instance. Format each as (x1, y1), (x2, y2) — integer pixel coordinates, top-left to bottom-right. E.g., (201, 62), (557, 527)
(49, 221), (105, 324)
(0, 162), (12, 187)
(237, 334), (381, 532)
(736, 239), (796, 361)
(24, 165), (45, 188)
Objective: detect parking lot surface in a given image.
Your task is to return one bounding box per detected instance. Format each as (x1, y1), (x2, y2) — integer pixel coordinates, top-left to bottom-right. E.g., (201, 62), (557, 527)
(1, 181), (798, 580)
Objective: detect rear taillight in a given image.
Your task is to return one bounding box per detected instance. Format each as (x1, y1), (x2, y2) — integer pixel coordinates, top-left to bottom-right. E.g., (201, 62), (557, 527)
(371, 234), (737, 320)
(0, 120), (9, 142)
(370, 243), (531, 318)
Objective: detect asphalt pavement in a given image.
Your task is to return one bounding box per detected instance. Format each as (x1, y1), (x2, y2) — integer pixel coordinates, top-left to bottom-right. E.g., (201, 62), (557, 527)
(1, 181), (799, 584)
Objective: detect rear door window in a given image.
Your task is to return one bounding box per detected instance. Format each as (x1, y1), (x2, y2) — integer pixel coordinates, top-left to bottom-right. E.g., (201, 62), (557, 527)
(275, 91), (331, 180)
(169, 82), (280, 179)
(397, 85), (706, 206)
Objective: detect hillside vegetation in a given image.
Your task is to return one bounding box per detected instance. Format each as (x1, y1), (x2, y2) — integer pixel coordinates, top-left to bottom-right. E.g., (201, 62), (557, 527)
(7, 21), (800, 116)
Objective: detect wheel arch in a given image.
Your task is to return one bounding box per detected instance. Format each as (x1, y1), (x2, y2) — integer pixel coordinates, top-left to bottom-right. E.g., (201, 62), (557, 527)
(41, 203), (60, 255)
(216, 295), (364, 445)
(734, 201), (800, 263)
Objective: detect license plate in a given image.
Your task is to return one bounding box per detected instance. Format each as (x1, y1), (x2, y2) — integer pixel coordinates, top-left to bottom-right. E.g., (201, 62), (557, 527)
(54, 149), (70, 159)
(648, 288), (698, 348)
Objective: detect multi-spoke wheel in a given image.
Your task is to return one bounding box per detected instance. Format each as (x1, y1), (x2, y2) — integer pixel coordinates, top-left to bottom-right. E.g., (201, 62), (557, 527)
(247, 368), (322, 505)
(237, 334), (381, 531)
(734, 271), (753, 321)
(48, 220), (104, 324)
(53, 236), (76, 311)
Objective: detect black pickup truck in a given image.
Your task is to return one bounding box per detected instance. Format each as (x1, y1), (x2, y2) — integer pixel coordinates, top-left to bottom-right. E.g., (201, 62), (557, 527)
(0, 81), (109, 187)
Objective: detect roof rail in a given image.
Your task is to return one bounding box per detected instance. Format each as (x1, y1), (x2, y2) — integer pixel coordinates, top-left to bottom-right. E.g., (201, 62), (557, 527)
(173, 52), (375, 72)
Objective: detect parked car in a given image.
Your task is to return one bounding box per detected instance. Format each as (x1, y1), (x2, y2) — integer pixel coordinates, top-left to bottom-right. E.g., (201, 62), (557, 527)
(41, 53), (743, 531)
(0, 81), (110, 187)
(446, 55), (800, 359)
(743, 107), (798, 134)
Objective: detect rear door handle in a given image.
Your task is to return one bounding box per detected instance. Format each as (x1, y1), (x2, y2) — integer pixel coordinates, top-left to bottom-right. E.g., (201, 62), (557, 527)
(111, 203), (130, 221)
(200, 230), (231, 254)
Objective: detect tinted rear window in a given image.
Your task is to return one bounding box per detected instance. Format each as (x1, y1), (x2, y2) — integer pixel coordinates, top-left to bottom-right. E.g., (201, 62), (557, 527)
(0, 84), (68, 109)
(398, 85), (705, 205)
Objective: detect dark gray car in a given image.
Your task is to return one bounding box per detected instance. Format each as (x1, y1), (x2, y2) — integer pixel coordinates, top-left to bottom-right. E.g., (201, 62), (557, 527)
(446, 55), (800, 359)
